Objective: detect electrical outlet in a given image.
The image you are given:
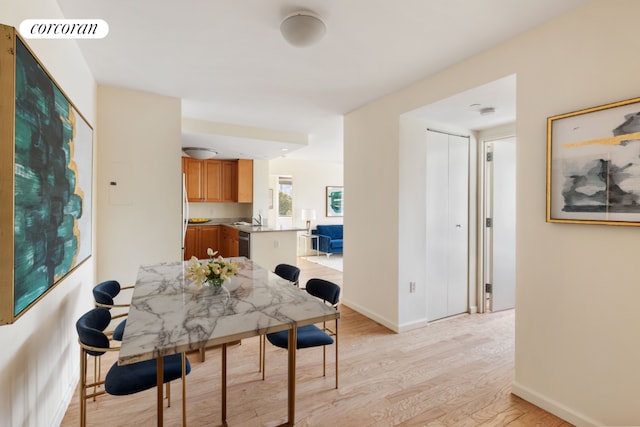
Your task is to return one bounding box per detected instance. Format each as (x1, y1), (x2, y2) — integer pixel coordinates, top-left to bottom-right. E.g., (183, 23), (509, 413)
(409, 281), (416, 293)
(274, 240), (279, 249)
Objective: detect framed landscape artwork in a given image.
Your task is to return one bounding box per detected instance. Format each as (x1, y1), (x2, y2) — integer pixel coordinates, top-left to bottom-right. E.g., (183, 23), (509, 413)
(326, 186), (343, 217)
(547, 96), (640, 226)
(0, 25), (93, 324)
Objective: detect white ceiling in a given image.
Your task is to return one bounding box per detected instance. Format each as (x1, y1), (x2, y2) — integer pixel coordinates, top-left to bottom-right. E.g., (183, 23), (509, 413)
(55, 0), (589, 162)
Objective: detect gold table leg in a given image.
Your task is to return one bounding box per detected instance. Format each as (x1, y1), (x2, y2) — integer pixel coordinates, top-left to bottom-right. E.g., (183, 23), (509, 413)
(157, 356), (164, 427)
(182, 352), (187, 427)
(288, 328), (297, 426)
(222, 343), (228, 427)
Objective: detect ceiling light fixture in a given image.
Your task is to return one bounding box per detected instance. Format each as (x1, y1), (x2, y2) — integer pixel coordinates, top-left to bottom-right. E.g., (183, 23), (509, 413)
(280, 10), (326, 47)
(182, 147), (218, 160)
(479, 107), (496, 116)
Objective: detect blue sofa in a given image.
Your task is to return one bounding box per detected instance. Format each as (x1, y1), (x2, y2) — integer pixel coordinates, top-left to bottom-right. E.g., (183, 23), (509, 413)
(311, 224), (343, 255)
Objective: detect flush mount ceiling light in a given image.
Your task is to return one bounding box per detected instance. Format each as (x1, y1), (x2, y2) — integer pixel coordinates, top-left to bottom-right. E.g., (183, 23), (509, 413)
(183, 147), (218, 160)
(479, 107), (496, 116)
(280, 10), (326, 47)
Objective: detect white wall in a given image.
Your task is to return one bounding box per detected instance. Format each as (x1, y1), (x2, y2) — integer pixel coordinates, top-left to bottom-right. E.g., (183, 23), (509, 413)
(269, 158), (344, 229)
(0, 1), (97, 425)
(96, 86), (182, 283)
(345, 1), (640, 425)
(252, 159), (270, 222)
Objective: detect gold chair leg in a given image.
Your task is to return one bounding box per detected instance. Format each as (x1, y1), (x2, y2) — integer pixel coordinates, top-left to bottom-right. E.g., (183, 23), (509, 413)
(93, 355), (98, 401)
(166, 382), (171, 407)
(258, 335), (263, 373)
(80, 349), (87, 427)
(322, 345), (327, 377)
(335, 319), (339, 389)
(260, 335), (266, 380)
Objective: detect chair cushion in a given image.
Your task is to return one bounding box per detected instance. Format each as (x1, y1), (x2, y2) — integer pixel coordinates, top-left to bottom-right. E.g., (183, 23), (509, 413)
(105, 353), (191, 396)
(112, 319), (127, 341)
(266, 324), (334, 349)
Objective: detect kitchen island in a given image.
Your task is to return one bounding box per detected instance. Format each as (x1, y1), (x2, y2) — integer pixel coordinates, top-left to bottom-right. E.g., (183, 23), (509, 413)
(230, 223), (305, 271)
(185, 219), (304, 270)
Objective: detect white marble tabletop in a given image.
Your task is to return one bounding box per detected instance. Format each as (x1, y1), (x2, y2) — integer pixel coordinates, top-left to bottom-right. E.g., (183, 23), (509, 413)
(118, 257), (339, 365)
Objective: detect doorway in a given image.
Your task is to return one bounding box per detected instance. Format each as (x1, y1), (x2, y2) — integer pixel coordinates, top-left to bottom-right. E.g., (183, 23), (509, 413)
(482, 136), (516, 312)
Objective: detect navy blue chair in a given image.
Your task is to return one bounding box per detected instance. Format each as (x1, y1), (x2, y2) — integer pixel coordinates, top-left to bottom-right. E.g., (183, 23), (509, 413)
(76, 307), (191, 427)
(259, 263), (303, 376)
(263, 278), (340, 388)
(274, 263), (301, 287)
(93, 280), (132, 340)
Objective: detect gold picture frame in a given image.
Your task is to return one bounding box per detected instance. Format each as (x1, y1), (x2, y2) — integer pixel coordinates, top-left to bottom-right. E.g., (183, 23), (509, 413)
(326, 186), (343, 217)
(546, 96), (640, 226)
(0, 24), (93, 324)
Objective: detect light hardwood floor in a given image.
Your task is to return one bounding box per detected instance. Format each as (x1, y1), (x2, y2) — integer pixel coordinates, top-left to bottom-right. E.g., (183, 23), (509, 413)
(61, 258), (571, 427)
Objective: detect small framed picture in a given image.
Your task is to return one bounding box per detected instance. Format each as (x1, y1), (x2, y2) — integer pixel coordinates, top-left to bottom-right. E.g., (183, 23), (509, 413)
(547, 96), (640, 226)
(326, 186), (343, 217)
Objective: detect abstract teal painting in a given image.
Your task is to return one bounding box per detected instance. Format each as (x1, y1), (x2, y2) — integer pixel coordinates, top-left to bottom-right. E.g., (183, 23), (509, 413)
(0, 25), (92, 323)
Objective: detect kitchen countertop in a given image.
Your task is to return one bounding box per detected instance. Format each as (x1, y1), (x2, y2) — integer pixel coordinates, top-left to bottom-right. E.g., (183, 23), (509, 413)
(187, 218), (305, 234)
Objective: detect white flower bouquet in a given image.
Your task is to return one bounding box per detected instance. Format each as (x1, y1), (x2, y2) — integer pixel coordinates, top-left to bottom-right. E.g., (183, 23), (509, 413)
(185, 248), (239, 287)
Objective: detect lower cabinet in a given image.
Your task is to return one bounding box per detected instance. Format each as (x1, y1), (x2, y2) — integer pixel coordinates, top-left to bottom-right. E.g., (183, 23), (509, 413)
(220, 226), (239, 258)
(183, 225), (221, 260)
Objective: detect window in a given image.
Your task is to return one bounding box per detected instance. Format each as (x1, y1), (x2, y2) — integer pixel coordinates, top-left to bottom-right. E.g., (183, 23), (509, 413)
(278, 176), (293, 217)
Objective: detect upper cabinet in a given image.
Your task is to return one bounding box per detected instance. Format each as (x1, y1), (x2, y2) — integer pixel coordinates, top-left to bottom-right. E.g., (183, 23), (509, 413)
(182, 157), (253, 203)
(237, 159), (253, 203)
(183, 157), (205, 202)
(204, 159), (223, 202)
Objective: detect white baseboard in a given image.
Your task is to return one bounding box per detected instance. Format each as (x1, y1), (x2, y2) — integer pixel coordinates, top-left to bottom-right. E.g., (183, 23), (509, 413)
(397, 317), (429, 333)
(512, 381), (602, 427)
(340, 298), (399, 332)
(52, 370), (79, 427)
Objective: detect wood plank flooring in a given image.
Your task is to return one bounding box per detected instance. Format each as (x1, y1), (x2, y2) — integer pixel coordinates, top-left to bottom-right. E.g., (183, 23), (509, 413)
(61, 258), (571, 427)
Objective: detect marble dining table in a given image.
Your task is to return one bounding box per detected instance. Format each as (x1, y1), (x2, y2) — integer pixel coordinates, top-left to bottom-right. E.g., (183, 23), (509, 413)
(118, 257), (339, 427)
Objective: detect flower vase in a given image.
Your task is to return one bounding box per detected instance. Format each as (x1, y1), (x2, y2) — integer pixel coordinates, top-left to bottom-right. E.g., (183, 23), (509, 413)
(207, 277), (225, 288)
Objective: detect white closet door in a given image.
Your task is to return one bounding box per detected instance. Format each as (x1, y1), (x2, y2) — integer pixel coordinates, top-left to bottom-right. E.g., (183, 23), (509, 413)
(426, 131), (450, 321)
(447, 135), (469, 315)
(426, 131), (469, 321)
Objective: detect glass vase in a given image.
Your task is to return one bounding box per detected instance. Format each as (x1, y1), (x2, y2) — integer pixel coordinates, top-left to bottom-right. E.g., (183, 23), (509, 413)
(207, 277), (225, 287)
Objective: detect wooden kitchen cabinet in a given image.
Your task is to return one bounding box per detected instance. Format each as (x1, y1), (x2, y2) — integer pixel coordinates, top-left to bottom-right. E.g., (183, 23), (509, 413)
(220, 226), (239, 258)
(183, 225), (221, 260)
(203, 160), (222, 202)
(182, 157), (253, 203)
(221, 160), (236, 202)
(237, 159), (253, 203)
(183, 157), (204, 202)
(182, 157), (222, 202)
